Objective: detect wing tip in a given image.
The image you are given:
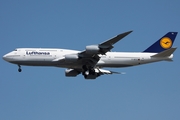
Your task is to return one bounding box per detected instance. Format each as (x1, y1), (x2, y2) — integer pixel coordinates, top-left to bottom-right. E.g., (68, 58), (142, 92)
(121, 30), (133, 35)
(110, 71), (126, 74)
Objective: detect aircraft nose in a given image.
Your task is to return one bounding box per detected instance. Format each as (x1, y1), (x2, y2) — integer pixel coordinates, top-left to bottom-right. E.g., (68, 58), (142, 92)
(2, 54), (8, 61)
(2, 53), (12, 62)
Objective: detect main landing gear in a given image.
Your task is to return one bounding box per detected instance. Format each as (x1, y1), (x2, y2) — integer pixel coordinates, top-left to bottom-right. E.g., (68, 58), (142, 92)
(18, 65), (22, 72)
(82, 65), (95, 77)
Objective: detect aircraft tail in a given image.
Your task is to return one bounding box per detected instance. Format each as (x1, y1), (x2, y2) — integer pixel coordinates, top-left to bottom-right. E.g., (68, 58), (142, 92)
(143, 32), (178, 53)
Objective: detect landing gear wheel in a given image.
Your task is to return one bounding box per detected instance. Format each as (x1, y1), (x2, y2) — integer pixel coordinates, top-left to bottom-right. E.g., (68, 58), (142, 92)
(84, 74), (87, 79)
(82, 65), (88, 76)
(89, 69), (95, 75)
(18, 68), (22, 72)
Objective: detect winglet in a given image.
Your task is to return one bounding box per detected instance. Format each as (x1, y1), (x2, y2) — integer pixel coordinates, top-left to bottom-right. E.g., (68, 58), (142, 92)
(144, 32), (178, 53)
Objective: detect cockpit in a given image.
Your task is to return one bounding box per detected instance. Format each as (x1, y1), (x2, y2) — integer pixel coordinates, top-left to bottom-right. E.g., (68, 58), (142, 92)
(2, 49), (21, 62)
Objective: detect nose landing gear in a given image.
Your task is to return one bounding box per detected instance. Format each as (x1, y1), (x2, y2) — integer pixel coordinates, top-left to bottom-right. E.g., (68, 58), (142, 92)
(18, 65), (22, 72)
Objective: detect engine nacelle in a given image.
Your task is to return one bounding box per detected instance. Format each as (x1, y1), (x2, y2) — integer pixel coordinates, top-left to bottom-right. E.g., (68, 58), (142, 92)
(64, 54), (78, 62)
(86, 45), (100, 54)
(65, 69), (80, 77)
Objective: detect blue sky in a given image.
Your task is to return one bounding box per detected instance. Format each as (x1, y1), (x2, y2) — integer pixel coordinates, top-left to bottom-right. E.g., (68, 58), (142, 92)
(0, 0), (180, 120)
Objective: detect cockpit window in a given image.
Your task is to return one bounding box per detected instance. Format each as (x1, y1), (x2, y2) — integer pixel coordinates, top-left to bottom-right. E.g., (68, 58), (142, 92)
(14, 49), (17, 51)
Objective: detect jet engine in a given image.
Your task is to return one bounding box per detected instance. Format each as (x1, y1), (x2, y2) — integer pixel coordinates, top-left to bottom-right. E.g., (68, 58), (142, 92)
(86, 45), (100, 54)
(65, 69), (80, 77)
(64, 54), (79, 62)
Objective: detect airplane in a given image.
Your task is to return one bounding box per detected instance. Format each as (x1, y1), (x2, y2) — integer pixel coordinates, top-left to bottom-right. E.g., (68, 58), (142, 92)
(2, 31), (178, 79)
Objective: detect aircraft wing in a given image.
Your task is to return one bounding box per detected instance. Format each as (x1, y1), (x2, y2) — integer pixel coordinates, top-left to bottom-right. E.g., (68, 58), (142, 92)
(95, 68), (125, 75)
(79, 31), (132, 56)
(65, 67), (125, 79)
(56, 31), (132, 79)
(77, 31), (132, 67)
(99, 30), (133, 54)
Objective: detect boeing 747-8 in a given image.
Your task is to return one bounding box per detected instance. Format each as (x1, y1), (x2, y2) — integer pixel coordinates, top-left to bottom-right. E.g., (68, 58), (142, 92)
(3, 31), (177, 79)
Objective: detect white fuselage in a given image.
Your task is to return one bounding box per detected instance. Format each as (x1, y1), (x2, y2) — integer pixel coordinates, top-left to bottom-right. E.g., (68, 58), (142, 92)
(3, 48), (173, 69)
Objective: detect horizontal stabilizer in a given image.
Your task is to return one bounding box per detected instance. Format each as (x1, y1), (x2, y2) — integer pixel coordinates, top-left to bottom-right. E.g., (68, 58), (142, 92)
(151, 47), (177, 57)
